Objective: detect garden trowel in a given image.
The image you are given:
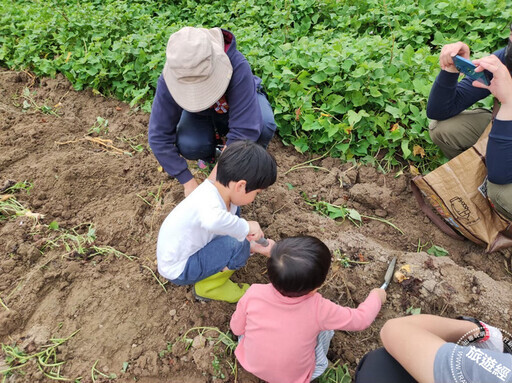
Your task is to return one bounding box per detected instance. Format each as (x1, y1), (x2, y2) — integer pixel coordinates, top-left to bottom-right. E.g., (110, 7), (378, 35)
(255, 237), (269, 247)
(380, 256), (397, 290)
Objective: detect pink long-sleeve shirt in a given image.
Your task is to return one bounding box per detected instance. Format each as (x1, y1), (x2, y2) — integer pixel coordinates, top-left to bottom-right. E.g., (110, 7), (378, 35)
(230, 284), (382, 383)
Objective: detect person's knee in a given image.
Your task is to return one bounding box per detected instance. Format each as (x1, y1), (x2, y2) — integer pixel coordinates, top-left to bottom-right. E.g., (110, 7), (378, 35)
(225, 238), (251, 270)
(428, 119), (450, 147)
(487, 181), (512, 221)
(257, 123), (276, 149)
(256, 91), (276, 149)
(176, 112), (216, 160)
(380, 318), (402, 346)
(177, 140), (215, 160)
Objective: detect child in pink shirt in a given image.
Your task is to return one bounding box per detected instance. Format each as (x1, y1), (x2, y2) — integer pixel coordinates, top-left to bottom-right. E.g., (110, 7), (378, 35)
(230, 236), (387, 383)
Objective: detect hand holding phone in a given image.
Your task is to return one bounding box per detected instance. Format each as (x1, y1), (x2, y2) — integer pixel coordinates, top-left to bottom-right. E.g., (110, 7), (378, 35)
(452, 55), (491, 86)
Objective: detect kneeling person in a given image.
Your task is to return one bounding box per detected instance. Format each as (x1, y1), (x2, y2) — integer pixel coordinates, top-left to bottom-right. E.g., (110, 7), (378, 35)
(156, 141), (277, 303)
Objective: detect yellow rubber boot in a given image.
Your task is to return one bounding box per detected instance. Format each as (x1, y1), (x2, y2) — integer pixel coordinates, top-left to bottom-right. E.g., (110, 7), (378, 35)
(193, 270), (250, 303)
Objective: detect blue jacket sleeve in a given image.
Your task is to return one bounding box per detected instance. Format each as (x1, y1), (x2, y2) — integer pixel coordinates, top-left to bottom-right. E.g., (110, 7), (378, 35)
(148, 76), (193, 184)
(487, 119), (512, 185)
(224, 51), (263, 146)
(426, 48), (506, 121)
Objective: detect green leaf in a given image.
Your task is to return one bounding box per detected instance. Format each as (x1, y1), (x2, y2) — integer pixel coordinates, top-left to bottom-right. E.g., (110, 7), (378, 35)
(427, 245), (449, 257)
(401, 140), (411, 159)
(48, 221), (59, 230)
(346, 110), (362, 127)
(121, 362), (129, 373)
(311, 72), (327, 83)
(347, 208), (361, 221)
(406, 306), (421, 315)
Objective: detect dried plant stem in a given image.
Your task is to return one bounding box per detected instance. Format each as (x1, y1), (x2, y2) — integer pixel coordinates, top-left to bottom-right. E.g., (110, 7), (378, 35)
(360, 214), (404, 235)
(0, 296), (9, 311)
(142, 265), (167, 292)
(56, 136), (126, 155)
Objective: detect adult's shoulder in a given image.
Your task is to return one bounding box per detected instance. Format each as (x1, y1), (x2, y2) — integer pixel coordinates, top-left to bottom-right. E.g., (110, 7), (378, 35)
(222, 29), (251, 69)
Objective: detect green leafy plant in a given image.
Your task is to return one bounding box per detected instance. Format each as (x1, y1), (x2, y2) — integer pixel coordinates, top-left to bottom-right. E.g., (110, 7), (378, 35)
(302, 192), (362, 224)
(333, 249), (369, 268)
(180, 326), (238, 380)
(17, 88), (61, 117)
(48, 220), (60, 231)
(427, 245), (449, 257)
(41, 223), (136, 260)
(158, 342), (173, 359)
(91, 360), (117, 382)
(302, 192), (404, 234)
(0, 196), (44, 223)
(211, 355), (225, 379)
(318, 360), (351, 383)
(137, 182), (165, 208)
(406, 306), (422, 315)
(0, 181), (40, 222)
(117, 134), (146, 154)
(2, 180), (33, 195)
(1, 0), (509, 171)
(0, 330), (80, 381)
(88, 116), (109, 135)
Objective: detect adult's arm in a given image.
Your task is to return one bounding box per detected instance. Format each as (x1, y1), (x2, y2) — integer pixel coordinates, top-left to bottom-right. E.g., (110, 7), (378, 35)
(472, 54), (512, 184)
(426, 48), (506, 121)
(148, 75), (193, 184)
(487, 119), (512, 184)
(225, 53), (263, 145)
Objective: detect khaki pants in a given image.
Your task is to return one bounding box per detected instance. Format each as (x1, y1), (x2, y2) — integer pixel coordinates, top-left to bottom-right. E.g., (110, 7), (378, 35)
(429, 109), (512, 221)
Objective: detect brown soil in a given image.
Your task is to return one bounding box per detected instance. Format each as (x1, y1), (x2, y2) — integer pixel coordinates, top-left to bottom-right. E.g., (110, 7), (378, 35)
(1, 68), (511, 383)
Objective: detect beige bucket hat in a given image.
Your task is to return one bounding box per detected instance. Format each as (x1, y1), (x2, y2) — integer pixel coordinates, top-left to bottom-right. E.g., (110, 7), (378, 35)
(162, 27), (233, 112)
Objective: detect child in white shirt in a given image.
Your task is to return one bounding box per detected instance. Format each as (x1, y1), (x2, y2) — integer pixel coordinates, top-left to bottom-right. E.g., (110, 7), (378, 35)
(156, 140), (277, 302)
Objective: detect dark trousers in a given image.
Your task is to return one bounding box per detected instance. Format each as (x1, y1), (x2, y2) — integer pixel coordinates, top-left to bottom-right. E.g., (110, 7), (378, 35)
(355, 348), (417, 383)
(176, 90), (276, 162)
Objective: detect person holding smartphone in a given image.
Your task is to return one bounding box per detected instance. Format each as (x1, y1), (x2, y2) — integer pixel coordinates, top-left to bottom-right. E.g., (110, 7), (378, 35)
(426, 24), (512, 221)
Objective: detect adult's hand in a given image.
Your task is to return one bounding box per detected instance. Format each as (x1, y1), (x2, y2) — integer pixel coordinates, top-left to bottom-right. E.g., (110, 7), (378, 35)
(439, 41), (470, 73)
(183, 178), (199, 197)
(472, 54), (512, 120)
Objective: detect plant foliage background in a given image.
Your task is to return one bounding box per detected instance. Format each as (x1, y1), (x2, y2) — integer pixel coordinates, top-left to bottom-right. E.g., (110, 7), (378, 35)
(1, 0), (511, 170)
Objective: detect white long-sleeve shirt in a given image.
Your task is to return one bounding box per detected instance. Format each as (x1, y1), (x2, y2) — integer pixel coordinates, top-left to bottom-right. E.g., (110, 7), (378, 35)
(157, 180), (249, 280)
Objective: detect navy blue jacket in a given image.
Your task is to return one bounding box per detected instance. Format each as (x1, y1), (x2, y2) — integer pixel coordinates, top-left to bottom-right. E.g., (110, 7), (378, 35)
(427, 48), (512, 184)
(148, 30), (263, 184)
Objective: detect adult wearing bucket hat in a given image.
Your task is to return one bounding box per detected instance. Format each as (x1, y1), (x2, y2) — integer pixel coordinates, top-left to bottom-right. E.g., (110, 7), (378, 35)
(149, 27), (276, 196)
(427, 24), (512, 221)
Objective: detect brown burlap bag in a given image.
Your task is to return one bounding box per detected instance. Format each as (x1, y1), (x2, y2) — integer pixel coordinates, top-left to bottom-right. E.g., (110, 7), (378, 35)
(412, 120), (512, 253)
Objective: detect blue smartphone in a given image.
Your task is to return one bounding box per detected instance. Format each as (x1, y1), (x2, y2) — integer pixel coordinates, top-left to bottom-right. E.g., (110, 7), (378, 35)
(452, 55), (491, 85)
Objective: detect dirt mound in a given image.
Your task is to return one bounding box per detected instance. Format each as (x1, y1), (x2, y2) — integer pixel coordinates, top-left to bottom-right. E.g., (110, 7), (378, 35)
(1, 68), (511, 382)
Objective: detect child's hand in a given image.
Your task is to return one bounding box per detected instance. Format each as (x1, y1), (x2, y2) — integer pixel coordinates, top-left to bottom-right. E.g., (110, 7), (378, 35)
(371, 288), (387, 304)
(250, 238), (275, 257)
(246, 221), (263, 242)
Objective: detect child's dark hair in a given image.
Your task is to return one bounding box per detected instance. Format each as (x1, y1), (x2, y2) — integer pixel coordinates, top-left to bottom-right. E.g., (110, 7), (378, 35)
(267, 236), (331, 298)
(216, 140), (277, 192)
